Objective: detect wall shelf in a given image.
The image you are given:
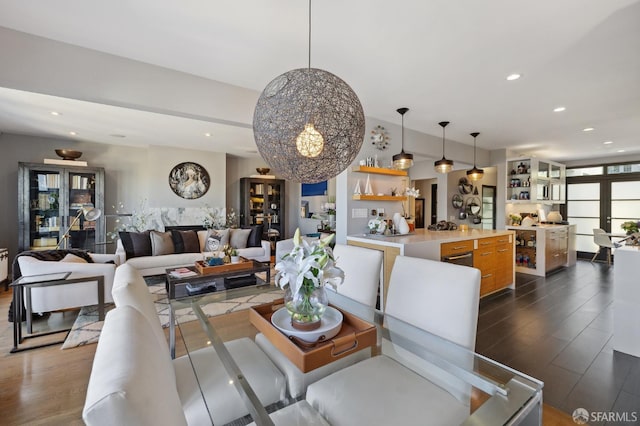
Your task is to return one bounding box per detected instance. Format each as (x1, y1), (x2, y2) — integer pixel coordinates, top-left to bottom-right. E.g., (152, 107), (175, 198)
(352, 166), (408, 176)
(352, 195), (407, 201)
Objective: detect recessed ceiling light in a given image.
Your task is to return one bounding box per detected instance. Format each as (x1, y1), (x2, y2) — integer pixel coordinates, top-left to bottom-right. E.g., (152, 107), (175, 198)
(204, 133), (211, 137)
(617, 149), (625, 153)
(69, 131), (77, 136)
(583, 127), (594, 132)
(603, 141), (613, 145)
(109, 134), (126, 138)
(553, 106), (566, 112)
(506, 73), (521, 81)
(50, 111), (61, 116)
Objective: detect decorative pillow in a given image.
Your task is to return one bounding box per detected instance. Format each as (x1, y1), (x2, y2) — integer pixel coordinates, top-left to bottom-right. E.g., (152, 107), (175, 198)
(150, 231), (175, 256)
(207, 228), (230, 248)
(119, 231), (152, 260)
(171, 230), (200, 253)
(60, 253), (89, 263)
(246, 225), (264, 248)
(230, 228), (252, 249)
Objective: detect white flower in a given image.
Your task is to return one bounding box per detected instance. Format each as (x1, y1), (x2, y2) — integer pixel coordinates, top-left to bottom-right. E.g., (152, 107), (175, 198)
(275, 229), (344, 298)
(405, 187), (420, 198)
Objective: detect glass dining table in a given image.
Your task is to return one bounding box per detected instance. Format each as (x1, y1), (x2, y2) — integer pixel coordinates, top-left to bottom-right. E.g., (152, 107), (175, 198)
(170, 284), (543, 425)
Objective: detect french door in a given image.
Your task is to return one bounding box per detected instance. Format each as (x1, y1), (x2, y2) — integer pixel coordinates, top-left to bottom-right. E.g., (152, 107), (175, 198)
(566, 163), (640, 260)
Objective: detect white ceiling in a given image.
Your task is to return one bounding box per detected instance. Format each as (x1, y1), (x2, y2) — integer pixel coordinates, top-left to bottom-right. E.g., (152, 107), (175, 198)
(0, 0), (639, 162)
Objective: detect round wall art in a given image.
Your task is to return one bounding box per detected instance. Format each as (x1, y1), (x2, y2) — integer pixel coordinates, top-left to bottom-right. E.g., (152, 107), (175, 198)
(168, 162), (210, 199)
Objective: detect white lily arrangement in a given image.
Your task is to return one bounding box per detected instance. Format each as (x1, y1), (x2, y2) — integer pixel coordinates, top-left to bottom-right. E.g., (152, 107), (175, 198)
(275, 229), (344, 299)
(405, 187), (420, 198)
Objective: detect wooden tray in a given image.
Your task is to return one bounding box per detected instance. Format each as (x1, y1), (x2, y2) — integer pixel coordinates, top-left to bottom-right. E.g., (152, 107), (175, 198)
(249, 299), (377, 373)
(195, 257), (254, 275)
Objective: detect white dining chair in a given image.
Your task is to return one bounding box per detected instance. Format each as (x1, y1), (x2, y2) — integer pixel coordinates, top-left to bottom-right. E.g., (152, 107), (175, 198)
(591, 228), (616, 265)
(329, 243), (383, 307)
(305, 255), (481, 426)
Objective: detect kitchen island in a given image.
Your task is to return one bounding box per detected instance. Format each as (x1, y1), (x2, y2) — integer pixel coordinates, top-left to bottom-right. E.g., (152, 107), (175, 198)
(506, 224), (576, 276)
(347, 228), (515, 308)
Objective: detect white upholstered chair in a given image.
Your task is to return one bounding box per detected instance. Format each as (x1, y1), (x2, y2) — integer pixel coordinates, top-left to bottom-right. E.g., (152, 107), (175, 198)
(305, 255), (481, 426)
(330, 243), (383, 307)
(255, 243), (382, 398)
(591, 228), (616, 265)
(88, 264), (286, 425)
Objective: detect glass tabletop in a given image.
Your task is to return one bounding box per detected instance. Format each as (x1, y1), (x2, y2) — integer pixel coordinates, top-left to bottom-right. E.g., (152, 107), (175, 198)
(170, 285), (543, 425)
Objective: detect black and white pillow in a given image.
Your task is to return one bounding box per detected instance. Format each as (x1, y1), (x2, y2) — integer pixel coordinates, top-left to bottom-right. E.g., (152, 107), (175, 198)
(171, 230), (200, 253)
(205, 228), (230, 251)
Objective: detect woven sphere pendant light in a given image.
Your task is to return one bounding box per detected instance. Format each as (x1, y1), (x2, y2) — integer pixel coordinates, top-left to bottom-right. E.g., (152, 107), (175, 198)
(253, 0), (365, 183)
(253, 68), (365, 183)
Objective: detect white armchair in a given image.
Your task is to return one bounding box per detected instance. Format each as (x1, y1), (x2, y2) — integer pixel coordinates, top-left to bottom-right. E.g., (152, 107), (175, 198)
(16, 250), (118, 314)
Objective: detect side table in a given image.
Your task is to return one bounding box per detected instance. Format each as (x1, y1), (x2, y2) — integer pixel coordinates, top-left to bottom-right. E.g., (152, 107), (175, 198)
(11, 272), (105, 353)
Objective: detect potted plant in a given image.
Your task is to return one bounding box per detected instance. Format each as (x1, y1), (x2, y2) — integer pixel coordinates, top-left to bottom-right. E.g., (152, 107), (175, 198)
(229, 247), (240, 263)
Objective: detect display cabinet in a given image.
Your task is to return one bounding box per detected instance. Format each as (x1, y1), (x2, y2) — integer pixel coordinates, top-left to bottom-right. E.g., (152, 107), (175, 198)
(507, 225), (570, 276)
(239, 177), (285, 240)
(18, 162), (105, 253)
(506, 158), (565, 204)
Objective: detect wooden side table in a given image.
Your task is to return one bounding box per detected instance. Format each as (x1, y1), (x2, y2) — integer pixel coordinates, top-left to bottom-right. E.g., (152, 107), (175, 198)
(10, 272), (104, 353)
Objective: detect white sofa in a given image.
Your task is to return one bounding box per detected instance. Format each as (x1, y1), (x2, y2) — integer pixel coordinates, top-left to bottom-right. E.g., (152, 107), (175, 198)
(83, 263), (290, 425)
(16, 252), (118, 313)
(116, 230), (271, 276)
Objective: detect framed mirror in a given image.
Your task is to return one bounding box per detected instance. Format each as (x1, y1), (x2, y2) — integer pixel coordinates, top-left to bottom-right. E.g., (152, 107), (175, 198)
(452, 194), (463, 209)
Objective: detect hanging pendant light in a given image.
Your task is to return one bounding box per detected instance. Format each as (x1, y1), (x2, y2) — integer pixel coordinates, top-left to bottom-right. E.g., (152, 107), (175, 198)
(253, 0), (365, 183)
(434, 121), (453, 173)
(466, 132), (484, 181)
(392, 107), (413, 170)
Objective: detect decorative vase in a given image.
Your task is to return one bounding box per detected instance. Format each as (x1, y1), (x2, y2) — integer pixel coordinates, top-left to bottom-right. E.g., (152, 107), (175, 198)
(398, 217), (410, 234)
(328, 214), (336, 229)
(230, 255), (240, 263)
(284, 282), (328, 331)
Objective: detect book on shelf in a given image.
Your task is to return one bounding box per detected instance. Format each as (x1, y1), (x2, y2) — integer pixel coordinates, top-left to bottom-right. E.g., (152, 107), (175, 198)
(169, 267), (198, 278)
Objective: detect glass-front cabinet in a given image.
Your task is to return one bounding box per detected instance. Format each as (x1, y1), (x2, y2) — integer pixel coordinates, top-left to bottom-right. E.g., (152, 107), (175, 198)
(239, 177), (285, 240)
(507, 158), (565, 204)
(18, 162), (105, 253)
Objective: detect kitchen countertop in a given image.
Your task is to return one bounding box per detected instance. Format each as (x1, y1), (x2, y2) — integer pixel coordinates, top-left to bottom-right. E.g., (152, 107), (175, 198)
(347, 228), (514, 248)
(506, 224), (570, 231)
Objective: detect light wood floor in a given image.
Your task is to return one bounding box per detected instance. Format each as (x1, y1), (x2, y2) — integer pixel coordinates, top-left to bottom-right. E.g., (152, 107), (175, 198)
(0, 284), (577, 425)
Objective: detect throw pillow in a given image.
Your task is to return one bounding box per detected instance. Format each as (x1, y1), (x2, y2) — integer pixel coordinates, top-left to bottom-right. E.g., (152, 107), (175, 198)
(246, 225), (264, 248)
(150, 230), (175, 256)
(207, 228), (230, 248)
(60, 253), (88, 263)
(119, 231), (152, 260)
(230, 228), (252, 249)
(171, 230), (200, 253)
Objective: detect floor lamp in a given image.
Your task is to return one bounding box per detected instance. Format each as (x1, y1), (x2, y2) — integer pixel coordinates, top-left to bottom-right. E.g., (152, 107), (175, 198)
(56, 206), (102, 249)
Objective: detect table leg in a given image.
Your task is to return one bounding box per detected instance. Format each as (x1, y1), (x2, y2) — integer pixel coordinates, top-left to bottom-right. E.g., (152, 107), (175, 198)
(12, 284), (21, 352)
(97, 276), (105, 321)
(169, 304), (176, 359)
(26, 287), (32, 334)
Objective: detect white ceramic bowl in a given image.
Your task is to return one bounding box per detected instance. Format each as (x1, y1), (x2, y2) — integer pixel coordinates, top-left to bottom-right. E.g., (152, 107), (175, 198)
(271, 306), (343, 343)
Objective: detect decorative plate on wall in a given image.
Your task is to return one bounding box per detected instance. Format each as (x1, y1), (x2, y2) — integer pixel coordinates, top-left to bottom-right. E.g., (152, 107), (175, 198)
(168, 162), (210, 199)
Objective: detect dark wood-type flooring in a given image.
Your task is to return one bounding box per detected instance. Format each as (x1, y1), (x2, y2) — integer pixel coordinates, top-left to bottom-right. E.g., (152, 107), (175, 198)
(476, 259), (640, 425)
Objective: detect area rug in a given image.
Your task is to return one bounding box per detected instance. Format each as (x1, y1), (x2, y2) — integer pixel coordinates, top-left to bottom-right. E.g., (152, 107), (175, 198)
(62, 276), (283, 350)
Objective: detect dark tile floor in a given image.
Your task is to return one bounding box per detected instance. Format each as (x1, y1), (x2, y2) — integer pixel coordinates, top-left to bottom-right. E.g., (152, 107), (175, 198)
(475, 260), (640, 425)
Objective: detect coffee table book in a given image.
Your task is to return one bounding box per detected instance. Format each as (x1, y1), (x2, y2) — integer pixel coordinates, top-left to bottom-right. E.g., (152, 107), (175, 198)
(249, 299), (377, 373)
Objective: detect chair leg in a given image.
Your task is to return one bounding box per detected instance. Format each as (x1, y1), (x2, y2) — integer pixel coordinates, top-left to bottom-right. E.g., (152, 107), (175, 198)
(591, 248), (600, 263)
(607, 248), (612, 265)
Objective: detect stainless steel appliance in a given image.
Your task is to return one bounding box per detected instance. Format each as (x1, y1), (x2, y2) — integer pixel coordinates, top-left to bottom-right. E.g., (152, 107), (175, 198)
(441, 251), (473, 267)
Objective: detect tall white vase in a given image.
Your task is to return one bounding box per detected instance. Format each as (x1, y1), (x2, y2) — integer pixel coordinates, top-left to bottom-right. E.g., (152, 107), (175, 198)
(398, 217), (410, 234)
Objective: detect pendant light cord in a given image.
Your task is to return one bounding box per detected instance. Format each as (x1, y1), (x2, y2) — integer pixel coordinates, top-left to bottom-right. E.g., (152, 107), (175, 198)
(401, 114), (405, 151)
(473, 137), (477, 166)
(308, 0), (312, 70)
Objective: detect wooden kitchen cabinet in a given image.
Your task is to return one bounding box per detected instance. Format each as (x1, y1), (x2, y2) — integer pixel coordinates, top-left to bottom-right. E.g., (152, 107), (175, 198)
(507, 225), (570, 276)
(474, 238), (497, 296)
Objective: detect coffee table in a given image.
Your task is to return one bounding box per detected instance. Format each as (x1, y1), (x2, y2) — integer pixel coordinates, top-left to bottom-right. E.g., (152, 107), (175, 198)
(166, 260), (271, 358)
